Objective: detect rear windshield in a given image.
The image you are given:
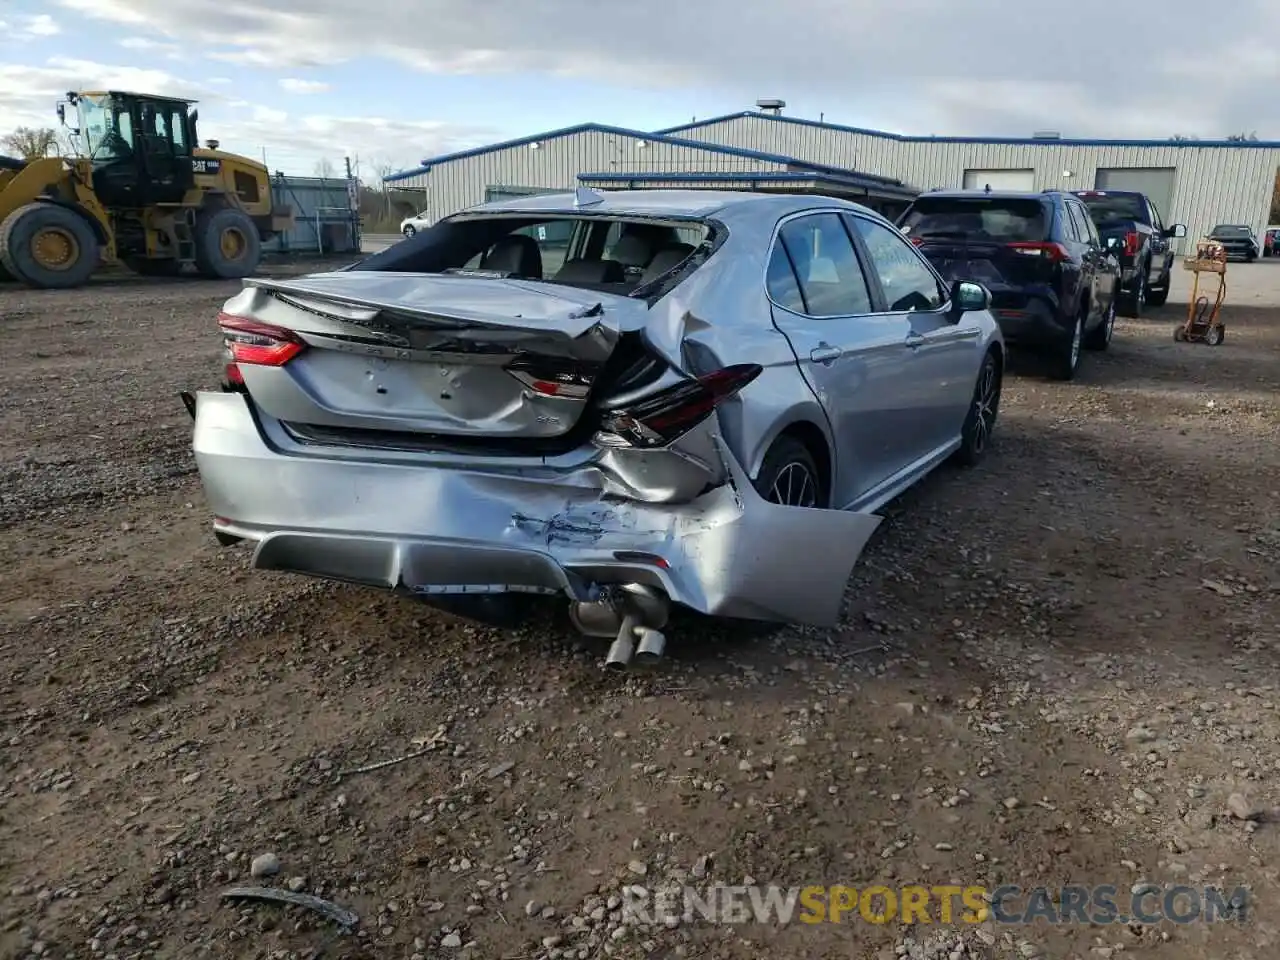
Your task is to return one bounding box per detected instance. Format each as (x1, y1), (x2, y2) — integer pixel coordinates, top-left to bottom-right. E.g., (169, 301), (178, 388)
(1076, 192), (1146, 225)
(352, 214), (712, 295)
(899, 198), (1048, 242)
(1210, 225), (1251, 237)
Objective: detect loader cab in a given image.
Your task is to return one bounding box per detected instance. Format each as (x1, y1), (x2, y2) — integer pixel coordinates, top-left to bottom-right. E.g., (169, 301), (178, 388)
(68, 91), (197, 207)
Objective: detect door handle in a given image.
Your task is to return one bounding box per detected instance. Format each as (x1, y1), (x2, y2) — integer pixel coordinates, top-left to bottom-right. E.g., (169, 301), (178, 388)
(810, 343), (842, 364)
(904, 332), (926, 349)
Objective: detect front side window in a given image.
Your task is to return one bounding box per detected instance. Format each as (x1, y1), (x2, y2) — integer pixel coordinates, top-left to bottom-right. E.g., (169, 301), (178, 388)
(774, 213), (872, 316)
(849, 216), (946, 313)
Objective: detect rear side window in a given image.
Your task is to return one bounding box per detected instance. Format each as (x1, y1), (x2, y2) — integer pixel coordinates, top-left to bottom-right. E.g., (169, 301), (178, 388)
(900, 198), (1048, 242)
(1063, 203), (1089, 242)
(774, 213), (873, 317)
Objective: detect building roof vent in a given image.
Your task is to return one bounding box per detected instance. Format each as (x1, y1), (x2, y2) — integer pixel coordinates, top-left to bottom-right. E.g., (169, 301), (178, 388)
(756, 98), (786, 116)
(1032, 130), (1062, 140)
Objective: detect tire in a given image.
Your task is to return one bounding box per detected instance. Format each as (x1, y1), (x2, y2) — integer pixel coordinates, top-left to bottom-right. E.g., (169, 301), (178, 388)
(1049, 311), (1084, 381)
(0, 202), (99, 289)
(0, 262), (11, 282)
(126, 257), (183, 278)
(752, 435), (826, 509)
(193, 207), (262, 279)
(402, 224), (416, 238)
(1173, 325), (1187, 342)
(1206, 325), (1225, 346)
(1085, 293), (1116, 351)
(1145, 279), (1170, 307)
(952, 349), (1002, 467)
(1119, 269), (1146, 318)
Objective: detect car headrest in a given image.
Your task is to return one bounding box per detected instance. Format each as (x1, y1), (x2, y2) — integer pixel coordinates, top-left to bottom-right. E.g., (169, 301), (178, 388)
(611, 232), (655, 269)
(554, 258), (626, 284)
(639, 243), (696, 285)
(481, 234), (543, 278)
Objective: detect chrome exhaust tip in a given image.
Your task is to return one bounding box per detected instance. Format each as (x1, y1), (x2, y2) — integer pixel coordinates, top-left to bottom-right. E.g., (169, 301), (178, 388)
(605, 616), (637, 671)
(633, 627), (666, 665)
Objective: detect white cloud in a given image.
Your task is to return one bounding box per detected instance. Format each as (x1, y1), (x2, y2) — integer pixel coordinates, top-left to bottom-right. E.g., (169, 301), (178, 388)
(45, 0), (1280, 137)
(13, 13), (62, 38)
(279, 78), (331, 95)
(0, 57), (495, 174)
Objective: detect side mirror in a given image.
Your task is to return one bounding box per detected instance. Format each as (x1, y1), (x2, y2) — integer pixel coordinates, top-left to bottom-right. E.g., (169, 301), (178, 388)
(1166, 224), (1187, 239)
(950, 279), (991, 315)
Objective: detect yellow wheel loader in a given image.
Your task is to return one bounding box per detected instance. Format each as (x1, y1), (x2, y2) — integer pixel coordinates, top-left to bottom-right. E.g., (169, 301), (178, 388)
(0, 90), (294, 289)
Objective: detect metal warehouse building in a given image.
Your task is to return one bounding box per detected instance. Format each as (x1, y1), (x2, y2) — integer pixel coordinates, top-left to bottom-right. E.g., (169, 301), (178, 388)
(385, 109), (1280, 247)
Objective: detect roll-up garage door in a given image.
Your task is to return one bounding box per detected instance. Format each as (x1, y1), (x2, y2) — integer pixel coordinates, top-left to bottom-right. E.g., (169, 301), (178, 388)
(1093, 168), (1177, 223)
(962, 169), (1036, 191)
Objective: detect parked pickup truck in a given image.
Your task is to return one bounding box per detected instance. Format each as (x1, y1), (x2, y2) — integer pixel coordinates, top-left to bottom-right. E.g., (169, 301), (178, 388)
(1207, 224), (1261, 262)
(1073, 190), (1186, 318)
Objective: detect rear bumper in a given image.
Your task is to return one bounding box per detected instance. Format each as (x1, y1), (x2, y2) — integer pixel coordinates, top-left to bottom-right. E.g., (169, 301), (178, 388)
(189, 391), (882, 626)
(990, 297), (1071, 350)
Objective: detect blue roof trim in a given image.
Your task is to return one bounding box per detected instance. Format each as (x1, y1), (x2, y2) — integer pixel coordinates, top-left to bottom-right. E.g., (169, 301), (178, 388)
(578, 170), (918, 199)
(654, 110), (1280, 149)
(383, 120), (914, 184)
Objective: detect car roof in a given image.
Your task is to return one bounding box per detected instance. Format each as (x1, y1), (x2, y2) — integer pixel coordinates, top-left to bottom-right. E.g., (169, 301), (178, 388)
(915, 190), (1051, 202)
(454, 189), (876, 220)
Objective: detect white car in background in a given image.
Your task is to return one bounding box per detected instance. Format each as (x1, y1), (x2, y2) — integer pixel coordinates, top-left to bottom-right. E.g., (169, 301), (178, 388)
(400, 211), (431, 237)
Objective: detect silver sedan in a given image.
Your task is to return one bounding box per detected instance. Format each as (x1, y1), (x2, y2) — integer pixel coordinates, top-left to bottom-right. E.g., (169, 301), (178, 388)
(184, 189), (1004, 667)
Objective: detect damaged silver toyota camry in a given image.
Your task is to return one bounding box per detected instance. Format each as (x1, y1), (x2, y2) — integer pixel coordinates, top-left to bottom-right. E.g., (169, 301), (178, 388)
(184, 189), (1004, 667)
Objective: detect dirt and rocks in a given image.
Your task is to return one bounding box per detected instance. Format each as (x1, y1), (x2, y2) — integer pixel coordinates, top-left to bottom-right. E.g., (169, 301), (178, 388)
(1, 261), (1279, 960)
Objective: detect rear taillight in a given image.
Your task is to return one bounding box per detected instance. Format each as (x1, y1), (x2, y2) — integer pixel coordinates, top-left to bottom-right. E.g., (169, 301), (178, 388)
(1123, 231), (1140, 257)
(505, 355), (600, 400)
(1007, 241), (1070, 263)
(218, 312), (305, 384)
(594, 364), (763, 449)
(909, 236), (925, 246)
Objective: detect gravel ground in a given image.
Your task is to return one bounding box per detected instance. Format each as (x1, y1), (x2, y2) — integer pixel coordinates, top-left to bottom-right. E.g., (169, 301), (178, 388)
(1, 260), (1279, 960)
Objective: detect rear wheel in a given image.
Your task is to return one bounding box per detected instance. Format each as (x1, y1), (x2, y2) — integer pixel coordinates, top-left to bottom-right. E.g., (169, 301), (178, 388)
(193, 207), (261, 279)
(1120, 270), (1146, 318)
(1049, 311), (1084, 381)
(1146, 270), (1170, 307)
(1085, 294), (1116, 350)
(753, 436), (826, 509)
(1206, 325), (1225, 346)
(0, 202), (99, 289)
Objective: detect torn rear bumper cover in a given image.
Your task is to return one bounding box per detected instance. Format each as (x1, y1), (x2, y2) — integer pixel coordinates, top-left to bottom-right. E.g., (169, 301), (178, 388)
(191, 390), (882, 626)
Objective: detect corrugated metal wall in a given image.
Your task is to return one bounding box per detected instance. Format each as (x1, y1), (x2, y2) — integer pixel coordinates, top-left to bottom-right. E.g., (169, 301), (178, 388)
(410, 130), (787, 219)
(681, 116), (1280, 251)
(267, 175), (361, 254)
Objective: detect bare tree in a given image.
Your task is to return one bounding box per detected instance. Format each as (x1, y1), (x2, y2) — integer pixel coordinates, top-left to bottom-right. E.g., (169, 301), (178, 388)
(370, 157), (396, 218)
(1227, 131), (1259, 142)
(314, 157), (337, 179)
(2, 126), (62, 159)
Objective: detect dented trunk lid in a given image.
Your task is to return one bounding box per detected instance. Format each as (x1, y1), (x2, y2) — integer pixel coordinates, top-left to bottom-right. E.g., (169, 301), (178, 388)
(225, 271), (655, 442)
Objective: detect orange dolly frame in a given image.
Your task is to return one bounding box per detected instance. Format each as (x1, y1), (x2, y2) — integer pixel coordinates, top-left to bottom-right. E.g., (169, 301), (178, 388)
(1177, 239), (1227, 346)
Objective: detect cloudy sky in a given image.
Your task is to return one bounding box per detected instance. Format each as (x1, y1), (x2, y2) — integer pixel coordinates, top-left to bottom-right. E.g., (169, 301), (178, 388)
(1, 0), (1277, 179)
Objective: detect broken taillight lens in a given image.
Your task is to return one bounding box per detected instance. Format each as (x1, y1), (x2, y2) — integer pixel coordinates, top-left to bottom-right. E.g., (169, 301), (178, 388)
(218, 312), (305, 384)
(505, 355), (601, 400)
(595, 364), (763, 449)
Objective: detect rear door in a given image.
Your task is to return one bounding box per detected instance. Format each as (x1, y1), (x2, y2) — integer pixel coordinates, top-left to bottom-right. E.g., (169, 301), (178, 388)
(848, 214), (979, 466)
(765, 211), (914, 508)
(1146, 199), (1170, 279)
(1063, 200), (1100, 325)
